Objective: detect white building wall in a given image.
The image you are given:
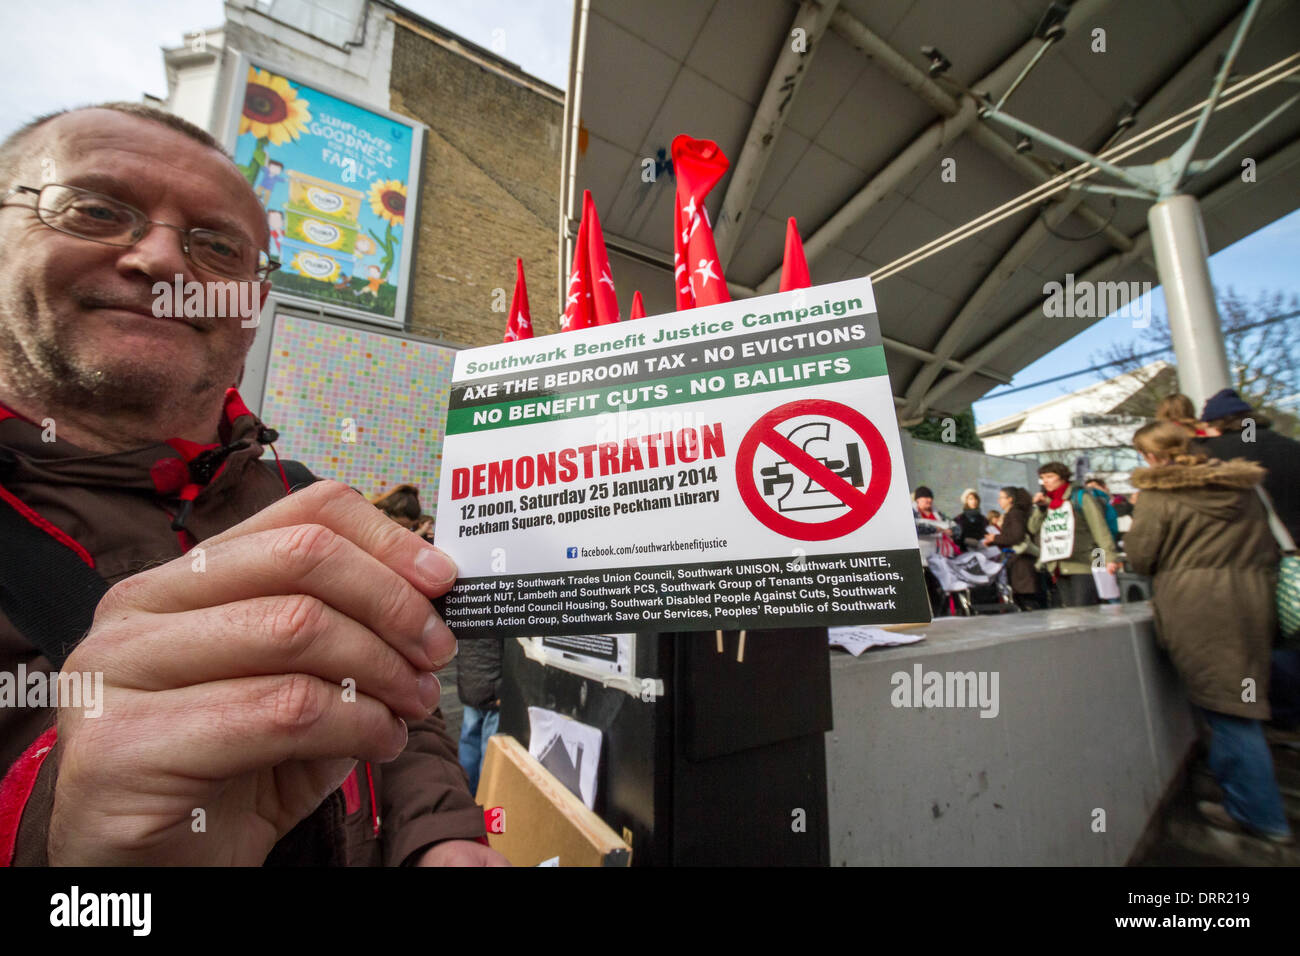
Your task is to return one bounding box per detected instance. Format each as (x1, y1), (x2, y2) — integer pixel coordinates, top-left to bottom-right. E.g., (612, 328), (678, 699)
(166, 57), (223, 130)
(220, 0), (395, 110)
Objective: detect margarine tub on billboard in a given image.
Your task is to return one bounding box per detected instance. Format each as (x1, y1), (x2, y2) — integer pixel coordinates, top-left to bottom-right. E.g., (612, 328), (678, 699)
(230, 63), (425, 327)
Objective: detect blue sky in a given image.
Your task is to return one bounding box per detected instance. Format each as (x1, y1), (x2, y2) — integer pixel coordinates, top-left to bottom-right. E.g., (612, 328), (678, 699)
(970, 208), (1300, 425)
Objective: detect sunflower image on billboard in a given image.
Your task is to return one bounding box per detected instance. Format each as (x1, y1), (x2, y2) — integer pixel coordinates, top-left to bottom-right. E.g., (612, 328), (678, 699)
(233, 66), (414, 321)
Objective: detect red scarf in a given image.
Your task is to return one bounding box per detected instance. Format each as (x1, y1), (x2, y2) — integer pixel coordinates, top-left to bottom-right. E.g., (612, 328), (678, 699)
(1046, 483), (1070, 509)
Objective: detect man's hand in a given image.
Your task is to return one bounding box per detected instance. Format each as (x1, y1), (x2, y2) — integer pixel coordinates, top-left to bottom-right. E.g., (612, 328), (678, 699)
(49, 481), (458, 866)
(415, 840), (511, 867)
(1106, 561), (1121, 575)
(1032, 491), (1048, 507)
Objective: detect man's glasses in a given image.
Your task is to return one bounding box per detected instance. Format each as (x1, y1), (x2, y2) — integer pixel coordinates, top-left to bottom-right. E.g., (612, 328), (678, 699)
(1, 183), (279, 282)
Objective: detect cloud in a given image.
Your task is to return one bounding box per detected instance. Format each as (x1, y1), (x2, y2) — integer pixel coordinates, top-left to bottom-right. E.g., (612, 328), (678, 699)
(0, 0), (224, 140)
(0, 0), (573, 145)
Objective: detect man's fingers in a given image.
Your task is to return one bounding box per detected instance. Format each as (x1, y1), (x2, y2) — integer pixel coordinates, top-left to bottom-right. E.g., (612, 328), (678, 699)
(201, 480), (458, 597)
(97, 675), (411, 778)
(79, 598), (440, 722)
(97, 523), (454, 671)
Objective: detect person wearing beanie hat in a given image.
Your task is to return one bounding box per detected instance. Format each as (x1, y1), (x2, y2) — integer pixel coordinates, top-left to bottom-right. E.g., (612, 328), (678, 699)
(1195, 389), (1300, 735)
(912, 485), (957, 614)
(1201, 388), (1255, 422)
(1194, 390), (1300, 544)
(912, 487), (955, 560)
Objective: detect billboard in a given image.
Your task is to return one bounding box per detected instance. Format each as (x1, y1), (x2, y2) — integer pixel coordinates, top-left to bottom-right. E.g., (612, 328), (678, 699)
(229, 62), (424, 327)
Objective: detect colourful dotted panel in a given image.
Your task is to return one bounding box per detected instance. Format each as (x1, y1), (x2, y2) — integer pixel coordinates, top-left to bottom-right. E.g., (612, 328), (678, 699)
(260, 314), (456, 514)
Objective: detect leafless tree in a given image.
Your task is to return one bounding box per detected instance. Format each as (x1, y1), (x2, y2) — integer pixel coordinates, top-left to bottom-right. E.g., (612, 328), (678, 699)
(1092, 287), (1300, 433)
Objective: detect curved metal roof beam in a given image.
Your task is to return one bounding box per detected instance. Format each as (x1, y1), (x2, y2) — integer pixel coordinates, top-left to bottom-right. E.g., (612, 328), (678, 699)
(714, 0), (842, 265)
(912, 135), (1300, 418)
(899, 1), (1259, 416)
(752, 0), (1119, 294)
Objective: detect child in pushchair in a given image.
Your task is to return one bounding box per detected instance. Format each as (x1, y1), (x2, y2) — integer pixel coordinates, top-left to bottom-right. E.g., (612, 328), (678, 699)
(925, 548), (1019, 616)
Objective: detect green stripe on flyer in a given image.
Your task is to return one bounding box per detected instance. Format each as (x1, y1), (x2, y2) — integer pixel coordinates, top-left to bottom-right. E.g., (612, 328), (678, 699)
(446, 345), (888, 436)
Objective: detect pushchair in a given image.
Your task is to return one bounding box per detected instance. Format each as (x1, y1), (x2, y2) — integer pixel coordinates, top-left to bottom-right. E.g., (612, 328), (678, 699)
(925, 549), (1019, 616)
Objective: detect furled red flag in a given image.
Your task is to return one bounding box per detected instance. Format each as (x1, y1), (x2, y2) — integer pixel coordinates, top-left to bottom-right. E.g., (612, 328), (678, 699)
(561, 190), (621, 331)
(629, 290), (646, 320)
(672, 135), (731, 311)
(779, 217), (812, 292)
(504, 258), (534, 342)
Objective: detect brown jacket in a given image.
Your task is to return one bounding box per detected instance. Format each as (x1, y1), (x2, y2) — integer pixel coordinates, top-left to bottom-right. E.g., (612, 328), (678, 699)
(1124, 458), (1278, 719)
(0, 396), (485, 865)
(986, 503), (1038, 595)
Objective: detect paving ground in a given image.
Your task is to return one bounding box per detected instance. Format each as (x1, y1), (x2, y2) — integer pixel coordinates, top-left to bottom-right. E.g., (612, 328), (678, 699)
(1133, 730), (1300, 866)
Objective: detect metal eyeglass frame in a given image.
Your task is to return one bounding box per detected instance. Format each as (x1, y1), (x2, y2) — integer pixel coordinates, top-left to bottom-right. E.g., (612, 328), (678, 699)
(1, 183), (280, 282)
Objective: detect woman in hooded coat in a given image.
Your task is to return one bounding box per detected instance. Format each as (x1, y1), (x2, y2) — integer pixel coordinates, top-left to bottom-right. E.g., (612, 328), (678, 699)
(983, 487), (1041, 609)
(1123, 421), (1291, 843)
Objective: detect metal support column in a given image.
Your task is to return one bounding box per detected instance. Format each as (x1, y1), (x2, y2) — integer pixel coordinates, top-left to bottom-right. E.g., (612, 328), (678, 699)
(1147, 194), (1232, 412)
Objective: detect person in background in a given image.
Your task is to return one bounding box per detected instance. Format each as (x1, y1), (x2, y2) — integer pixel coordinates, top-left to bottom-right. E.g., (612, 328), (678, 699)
(1124, 421), (1291, 844)
(913, 485), (957, 614)
(456, 638), (503, 796)
(1155, 392), (1208, 437)
(913, 485), (957, 564)
(1028, 461), (1120, 607)
(1194, 389), (1300, 543)
(985, 510), (1002, 531)
(983, 487), (1042, 610)
(1086, 475), (1133, 529)
(1194, 389), (1300, 735)
(373, 484), (433, 538)
(953, 488), (987, 551)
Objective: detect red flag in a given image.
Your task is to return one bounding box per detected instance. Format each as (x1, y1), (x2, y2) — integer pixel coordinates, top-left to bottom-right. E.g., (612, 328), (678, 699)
(504, 258), (533, 342)
(561, 190), (621, 331)
(672, 135), (731, 311)
(629, 290), (646, 320)
(779, 217), (811, 292)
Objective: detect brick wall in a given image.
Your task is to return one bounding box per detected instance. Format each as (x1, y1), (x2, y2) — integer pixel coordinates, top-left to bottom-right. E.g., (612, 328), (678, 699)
(388, 21), (563, 347)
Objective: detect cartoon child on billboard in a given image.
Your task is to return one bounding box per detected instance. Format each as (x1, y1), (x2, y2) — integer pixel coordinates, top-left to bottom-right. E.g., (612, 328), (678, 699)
(255, 159), (286, 206)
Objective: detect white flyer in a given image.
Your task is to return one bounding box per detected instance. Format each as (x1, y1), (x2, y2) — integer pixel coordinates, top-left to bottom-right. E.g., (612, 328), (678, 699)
(1038, 503), (1075, 564)
(828, 625), (926, 656)
(434, 277), (931, 637)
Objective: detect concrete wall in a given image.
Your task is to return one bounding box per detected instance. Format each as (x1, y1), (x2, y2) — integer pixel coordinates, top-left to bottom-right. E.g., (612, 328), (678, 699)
(825, 604), (1196, 865)
(898, 433), (1037, 515)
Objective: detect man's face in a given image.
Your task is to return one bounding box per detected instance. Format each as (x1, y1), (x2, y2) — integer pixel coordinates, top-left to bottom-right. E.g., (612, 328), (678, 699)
(1039, 472), (1064, 492)
(915, 496), (933, 512)
(0, 110), (270, 415)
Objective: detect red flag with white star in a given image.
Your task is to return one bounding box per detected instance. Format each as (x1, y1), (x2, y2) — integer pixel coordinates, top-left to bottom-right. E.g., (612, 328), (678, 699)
(561, 190), (621, 331)
(629, 290), (646, 320)
(672, 135), (731, 311)
(779, 217), (811, 292)
(504, 258), (533, 342)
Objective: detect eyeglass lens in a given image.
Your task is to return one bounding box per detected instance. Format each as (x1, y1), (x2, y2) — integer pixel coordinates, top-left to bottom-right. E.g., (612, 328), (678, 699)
(36, 185), (267, 278)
